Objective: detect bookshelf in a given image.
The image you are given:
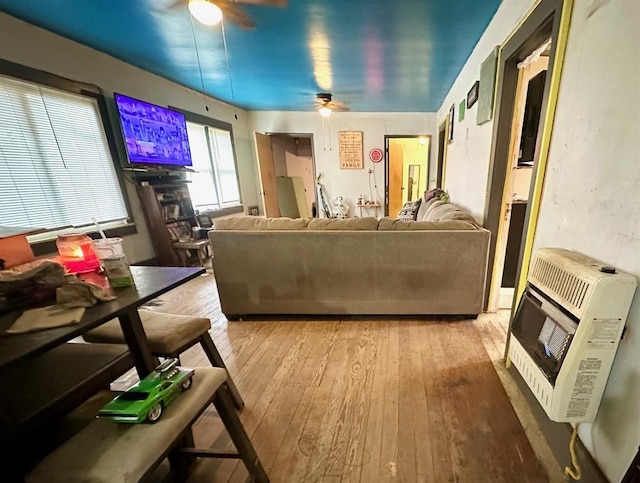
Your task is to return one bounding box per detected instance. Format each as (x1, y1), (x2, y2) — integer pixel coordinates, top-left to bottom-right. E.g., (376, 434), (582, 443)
(135, 171), (197, 266)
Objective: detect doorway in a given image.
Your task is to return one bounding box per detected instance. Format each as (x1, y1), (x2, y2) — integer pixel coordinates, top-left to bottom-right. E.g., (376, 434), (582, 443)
(436, 121), (447, 188)
(496, 43), (550, 310)
(384, 136), (431, 217)
(253, 133), (317, 218)
(482, 0), (568, 315)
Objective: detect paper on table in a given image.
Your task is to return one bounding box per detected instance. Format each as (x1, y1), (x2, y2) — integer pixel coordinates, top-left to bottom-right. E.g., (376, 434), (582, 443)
(7, 305), (86, 334)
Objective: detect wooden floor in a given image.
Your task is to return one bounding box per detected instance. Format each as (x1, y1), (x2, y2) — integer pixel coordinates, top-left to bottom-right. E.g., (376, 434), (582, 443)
(146, 271), (547, 483)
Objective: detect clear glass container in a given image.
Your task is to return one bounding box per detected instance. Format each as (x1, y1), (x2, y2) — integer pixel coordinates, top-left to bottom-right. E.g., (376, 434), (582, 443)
(56, 233), (101, 273)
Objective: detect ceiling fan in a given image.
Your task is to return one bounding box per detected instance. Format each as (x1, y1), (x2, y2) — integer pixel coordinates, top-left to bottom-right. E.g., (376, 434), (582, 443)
(169, 0), (287, 29)
(315, 93), (350, 117)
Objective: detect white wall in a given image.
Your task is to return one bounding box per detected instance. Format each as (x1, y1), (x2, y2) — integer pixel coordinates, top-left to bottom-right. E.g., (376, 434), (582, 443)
(436, 0), (538, 223)
(533, 0), (640, 480)
(437, 0), (640, 479)
(249, 111), (437, 216)
(0, 13), (260, 263)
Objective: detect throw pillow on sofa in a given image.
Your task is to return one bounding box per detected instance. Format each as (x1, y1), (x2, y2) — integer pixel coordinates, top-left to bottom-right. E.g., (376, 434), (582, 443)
(397, 198), (422, 221)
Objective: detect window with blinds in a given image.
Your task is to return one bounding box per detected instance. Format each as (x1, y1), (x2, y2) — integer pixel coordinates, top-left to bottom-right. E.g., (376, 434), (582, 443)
(186, 121), (241, 211)
(0, 74), (128, 231)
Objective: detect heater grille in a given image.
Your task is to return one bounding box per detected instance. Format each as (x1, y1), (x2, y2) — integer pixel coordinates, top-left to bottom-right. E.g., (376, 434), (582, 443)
(537, 318), (571, 361)
(530, 256), (592, 316)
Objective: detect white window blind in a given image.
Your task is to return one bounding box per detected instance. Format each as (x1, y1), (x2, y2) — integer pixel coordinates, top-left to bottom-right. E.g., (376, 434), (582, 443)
(210, 128), (240, 204)
(0, 75), (128, 231)
(186, 121), (241, 210)
(186, 122), (219, 210)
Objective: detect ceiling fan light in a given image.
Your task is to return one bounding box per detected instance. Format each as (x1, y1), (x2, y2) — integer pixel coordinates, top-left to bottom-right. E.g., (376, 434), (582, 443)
(188, 0), (223, 26)
(318, 106), (332, 118)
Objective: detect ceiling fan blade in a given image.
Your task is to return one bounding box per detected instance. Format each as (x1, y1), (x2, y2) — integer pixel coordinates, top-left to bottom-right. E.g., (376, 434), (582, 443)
(237, 0), (287, 6)
(328, 100), (350, 112)
(217, 0), (256, 29)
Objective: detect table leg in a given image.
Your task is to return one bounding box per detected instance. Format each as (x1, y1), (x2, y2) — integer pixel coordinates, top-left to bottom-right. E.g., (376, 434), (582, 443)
(0, 405), (26, 480)
(175, 248), (187, 267)
(118, 309), (156, 377)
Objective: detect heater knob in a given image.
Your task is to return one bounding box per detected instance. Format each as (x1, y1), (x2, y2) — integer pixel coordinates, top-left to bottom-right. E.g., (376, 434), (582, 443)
(600, 266), (616, 274)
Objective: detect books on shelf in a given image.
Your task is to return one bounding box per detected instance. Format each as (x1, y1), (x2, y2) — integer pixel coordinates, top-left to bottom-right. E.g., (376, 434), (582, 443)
(162, 202), (181, 221)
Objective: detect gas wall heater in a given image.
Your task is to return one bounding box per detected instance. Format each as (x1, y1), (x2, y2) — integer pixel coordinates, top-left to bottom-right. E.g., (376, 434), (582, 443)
(509, 248), (637, 423)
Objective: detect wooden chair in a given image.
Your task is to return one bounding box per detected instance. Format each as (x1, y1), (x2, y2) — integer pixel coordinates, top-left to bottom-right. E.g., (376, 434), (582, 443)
(172, 239), (211, 267)
(27, 368), (268, 482)
(84, 310), (243, 409)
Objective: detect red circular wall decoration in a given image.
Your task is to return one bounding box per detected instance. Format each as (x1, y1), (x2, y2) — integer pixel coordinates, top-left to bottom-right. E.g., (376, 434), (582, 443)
(369, 148), (383, 163)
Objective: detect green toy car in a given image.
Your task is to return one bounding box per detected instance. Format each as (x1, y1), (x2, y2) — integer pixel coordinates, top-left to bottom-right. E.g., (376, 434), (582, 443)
(99, 358), (195, 423)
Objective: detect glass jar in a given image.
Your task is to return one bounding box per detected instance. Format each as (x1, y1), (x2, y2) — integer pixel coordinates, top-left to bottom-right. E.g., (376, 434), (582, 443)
(56, 233), (101, 273)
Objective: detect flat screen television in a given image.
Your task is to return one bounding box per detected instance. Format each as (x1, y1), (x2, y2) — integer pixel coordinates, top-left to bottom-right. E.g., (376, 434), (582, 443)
(114, 93), (192, 167)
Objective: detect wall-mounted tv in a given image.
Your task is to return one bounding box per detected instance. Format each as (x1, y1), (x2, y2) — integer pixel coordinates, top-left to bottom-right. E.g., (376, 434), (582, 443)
(114, 93), (192, 167)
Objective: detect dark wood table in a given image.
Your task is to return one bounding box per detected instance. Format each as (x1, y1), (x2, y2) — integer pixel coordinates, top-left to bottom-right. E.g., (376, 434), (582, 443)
(0, 266), (205, 478)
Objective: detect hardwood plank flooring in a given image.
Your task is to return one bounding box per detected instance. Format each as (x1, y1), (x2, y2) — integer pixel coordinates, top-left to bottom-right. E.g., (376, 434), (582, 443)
(145, 272), (548, 483)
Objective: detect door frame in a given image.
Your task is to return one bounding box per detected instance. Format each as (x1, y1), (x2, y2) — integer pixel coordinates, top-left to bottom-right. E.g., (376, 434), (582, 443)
(384, 134), (432, 216)
(436, 120), (448, 189)
(482, 0), (573, 317)
(256, 132), (318, 217)
(267, 132), (318, 217)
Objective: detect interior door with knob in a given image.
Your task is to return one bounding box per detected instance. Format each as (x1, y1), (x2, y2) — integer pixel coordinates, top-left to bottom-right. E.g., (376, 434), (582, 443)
(387, 140), (403, 217)
(254, 132), (281, 218)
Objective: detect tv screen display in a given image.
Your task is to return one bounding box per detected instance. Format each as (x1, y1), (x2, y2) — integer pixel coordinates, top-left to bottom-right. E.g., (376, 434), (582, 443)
(114, 93), (192, 167)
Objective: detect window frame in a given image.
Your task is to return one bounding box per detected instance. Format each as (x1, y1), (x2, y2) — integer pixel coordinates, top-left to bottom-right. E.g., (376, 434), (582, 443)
(169, 107), (243, 217)
(0, 59), (136, 255)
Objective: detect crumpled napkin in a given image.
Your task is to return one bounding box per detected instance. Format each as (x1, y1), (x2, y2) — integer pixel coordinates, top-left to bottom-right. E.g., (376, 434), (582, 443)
(56, 275), (115, 308)
(7, 305), (86, 334)
(0, 260), (66, 292)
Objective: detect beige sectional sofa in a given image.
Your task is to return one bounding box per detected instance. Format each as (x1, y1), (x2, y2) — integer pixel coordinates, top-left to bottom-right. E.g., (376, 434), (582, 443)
(209, 200), (490, 318)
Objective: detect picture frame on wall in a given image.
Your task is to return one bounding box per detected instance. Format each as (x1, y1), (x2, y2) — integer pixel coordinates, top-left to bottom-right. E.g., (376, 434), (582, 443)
(467, 80), (480, 108)
(448, 104), (455, 143)
(477, 47), (499, 125)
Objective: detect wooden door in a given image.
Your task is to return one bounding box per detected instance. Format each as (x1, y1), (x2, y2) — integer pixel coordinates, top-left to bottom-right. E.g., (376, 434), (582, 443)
(254, 132), (280, 217)
(387, 140), (404, 217)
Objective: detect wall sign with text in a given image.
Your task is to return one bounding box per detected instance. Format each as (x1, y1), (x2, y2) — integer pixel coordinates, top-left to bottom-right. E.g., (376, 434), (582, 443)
(338, 131), (364, 169)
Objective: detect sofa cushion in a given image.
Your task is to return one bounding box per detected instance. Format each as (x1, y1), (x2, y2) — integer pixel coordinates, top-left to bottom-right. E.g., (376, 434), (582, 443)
(416, 197), (440, 221)
(213, 216), (309, 230)
(422, 200), (447, 221)
(307, 217), (379, 230)
(378, 218), (479, 231)
(427, 202), (460, 221)
(439, 210), (479, 225)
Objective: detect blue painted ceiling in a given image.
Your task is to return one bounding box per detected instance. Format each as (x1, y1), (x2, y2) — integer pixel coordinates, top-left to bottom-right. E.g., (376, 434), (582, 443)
(0, 0), (501, 112)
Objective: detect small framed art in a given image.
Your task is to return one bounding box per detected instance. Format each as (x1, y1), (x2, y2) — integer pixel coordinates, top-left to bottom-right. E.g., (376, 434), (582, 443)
(467, 80), (479, 108)
(448, 104), (455, 143)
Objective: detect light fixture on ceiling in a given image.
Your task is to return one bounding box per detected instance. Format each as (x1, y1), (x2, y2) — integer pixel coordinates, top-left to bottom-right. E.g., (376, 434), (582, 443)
(188, 0), (223, 26)
(316, 92), (334, 118)
(418, 136), (427, 145)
